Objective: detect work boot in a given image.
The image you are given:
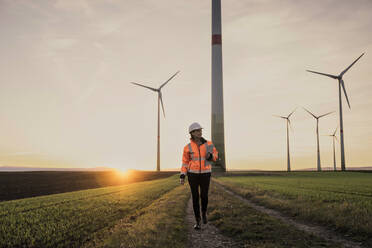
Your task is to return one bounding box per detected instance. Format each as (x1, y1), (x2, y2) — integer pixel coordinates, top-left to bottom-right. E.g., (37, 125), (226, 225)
(194, 217), (201, 230)
(202, 212), (208, 224)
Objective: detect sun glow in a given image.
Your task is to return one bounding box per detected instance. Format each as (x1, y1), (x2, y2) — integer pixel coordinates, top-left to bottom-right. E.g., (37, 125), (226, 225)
(113, 168), (135, 180)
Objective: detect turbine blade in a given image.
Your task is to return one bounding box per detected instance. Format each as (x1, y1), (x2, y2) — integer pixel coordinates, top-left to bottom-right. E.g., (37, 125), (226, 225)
(159, 71), (180, 90)
(287, 108), (297, 118)
(131, 82), (157, 92)
(159, 92), (165, 118)
(319, 111), (334, 119)
(340, 79), (351, 109)
(302, 107), (317, 119)
(288, 119), (294, 132)
(306, 70), (338, 79)
(273, 115), (287, 119)
(335, 135), (339, 143)
(340, 53), (365, 77)
(333, 127), (338, 136)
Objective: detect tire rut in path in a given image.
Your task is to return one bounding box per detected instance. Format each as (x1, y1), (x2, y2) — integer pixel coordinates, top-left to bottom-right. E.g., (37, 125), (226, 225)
(186, 197), (240, 248)
(215, 181), (364, 248)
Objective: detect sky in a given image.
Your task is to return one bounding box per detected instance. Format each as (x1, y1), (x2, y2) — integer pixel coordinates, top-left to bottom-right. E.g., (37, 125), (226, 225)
(0, 0), (371, 171)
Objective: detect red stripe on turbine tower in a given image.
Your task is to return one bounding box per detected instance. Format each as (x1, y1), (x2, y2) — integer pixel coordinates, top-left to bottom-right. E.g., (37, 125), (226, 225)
(212, 34), (222, 45)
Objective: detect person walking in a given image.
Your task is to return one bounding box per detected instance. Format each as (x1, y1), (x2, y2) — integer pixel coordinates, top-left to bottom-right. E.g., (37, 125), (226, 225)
(180, 122), (218, 229)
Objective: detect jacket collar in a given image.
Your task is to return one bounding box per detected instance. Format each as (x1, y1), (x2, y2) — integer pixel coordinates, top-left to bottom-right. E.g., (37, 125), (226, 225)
(190, 137), (207, 145)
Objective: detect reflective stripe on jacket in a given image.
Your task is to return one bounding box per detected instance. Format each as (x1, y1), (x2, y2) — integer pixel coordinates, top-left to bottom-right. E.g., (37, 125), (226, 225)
(180, 138), (218, 176)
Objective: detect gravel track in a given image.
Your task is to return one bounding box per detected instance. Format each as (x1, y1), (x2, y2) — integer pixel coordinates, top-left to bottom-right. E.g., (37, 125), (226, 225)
(185, 197), (241, 248)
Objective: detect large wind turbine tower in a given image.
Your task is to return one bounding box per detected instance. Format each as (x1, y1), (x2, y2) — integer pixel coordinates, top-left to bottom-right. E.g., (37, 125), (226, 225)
(211, 0), (226, 172)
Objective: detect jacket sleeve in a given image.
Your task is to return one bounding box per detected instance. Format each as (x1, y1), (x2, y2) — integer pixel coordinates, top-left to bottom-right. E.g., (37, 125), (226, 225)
(180, 145), (190, 178)
(212, 143), (218, 162)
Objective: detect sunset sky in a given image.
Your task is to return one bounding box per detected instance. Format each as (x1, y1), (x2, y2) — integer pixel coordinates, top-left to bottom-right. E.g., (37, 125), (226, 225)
(1, 0), (371, 171)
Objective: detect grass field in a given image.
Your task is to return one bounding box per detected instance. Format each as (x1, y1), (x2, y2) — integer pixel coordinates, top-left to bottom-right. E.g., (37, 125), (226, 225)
(0, 170), (177, 201)
(0, 175), (180, 248)
(2, 170), (371, 247)
(214, 171), (372, 247)
(208, 181), (341, 247)
(84, 184), (190, 248)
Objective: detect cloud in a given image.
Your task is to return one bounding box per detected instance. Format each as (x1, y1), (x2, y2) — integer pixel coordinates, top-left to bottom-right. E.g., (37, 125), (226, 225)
(3, 152), (40, 156)
(53, 0), (94, 16)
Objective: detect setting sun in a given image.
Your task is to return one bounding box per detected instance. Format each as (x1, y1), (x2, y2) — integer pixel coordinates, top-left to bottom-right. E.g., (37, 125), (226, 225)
(113, 168), (135, 179)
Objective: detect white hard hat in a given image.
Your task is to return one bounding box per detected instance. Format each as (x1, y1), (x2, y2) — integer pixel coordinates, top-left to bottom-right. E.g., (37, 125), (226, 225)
(189, 122), (203, 133)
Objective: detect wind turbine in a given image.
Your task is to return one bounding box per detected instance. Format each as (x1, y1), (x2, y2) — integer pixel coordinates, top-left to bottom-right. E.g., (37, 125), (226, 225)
(211, 0), (226, 172)
(274, 109), (296, 172)
(307, 53), (365, 171)
(131, 71), (180, 171)
(303, 107), (334, 171)
(327, 127), (338, 171)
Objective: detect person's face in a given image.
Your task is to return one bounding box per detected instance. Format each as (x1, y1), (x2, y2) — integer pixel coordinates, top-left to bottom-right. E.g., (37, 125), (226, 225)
(191, 129), (202, 139)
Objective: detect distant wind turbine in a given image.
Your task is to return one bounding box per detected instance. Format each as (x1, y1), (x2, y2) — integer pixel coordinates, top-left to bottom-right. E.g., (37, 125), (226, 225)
(327, 127), (338, 171)
(274, 108), (296, 172)
(303, 107), (334, 171)
(307, 53), (365, 171)
(131, 71), (180, 171)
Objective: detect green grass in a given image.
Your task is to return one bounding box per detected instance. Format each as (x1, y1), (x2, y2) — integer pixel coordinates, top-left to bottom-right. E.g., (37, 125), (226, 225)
(0, 175), (179, 248)
(84, 185), (190, 248)
(208, 181), (341, 247)
(215, 172), (372, 247)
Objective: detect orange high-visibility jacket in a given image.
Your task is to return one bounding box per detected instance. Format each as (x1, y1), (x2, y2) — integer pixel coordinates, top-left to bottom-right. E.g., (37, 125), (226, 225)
(181, 138), (218, 176)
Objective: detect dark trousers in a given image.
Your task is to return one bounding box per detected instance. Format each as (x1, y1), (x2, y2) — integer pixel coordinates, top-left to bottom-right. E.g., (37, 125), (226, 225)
(187, 172), (211, 220)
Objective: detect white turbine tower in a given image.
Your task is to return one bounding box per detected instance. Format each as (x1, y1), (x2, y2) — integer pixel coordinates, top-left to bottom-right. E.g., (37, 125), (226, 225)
(327, 127), (338, 171)
(303, 107), (334, 172)
(131, 71), (180, 171)
(307, 53), (365, 171)
(211, 0), (226, 172)
(275, 109), (296, 172)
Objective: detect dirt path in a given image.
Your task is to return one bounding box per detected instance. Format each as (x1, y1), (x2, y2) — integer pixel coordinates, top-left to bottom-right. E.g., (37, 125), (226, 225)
(186, 197), (240, 248)
(214, 181), (364, 248)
